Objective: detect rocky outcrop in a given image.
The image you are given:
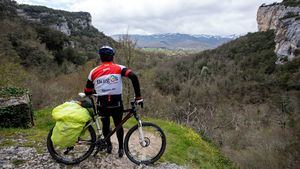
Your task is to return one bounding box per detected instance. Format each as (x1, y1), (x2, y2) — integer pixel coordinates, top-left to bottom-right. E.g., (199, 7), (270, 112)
(275, 16), (300, 63)
(16, 6), (94, 36)
(257, 4), (300, 64)
(49, 21), (71, 35)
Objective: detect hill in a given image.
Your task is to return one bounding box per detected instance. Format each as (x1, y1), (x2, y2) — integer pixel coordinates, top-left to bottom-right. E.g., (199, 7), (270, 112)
(111, 33), (236, 51)
(0, 0), (116, 108)
(141, 30), (300, 169)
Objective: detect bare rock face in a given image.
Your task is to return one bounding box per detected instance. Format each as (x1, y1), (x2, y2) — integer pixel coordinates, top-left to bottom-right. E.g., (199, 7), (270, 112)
(257, 4), (300, 64)
(257, 5), (282, 31)
(275, 17), (300, 63)
(16, 6), (94, 36)
(49, 16), (71, 36)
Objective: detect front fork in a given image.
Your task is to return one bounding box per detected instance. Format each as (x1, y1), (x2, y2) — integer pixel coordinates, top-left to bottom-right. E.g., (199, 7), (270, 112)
(134, 113), (146, 147)
(84, 116), (103, 137)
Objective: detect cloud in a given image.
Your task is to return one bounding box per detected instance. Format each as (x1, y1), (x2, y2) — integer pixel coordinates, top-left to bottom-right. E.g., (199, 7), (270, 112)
(16, 0), (76, 9)
(15, 0), (281, 35)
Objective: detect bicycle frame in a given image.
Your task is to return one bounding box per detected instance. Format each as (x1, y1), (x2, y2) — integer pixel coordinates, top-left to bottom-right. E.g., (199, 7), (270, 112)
(47, 94), (166, 165)
(84, 96), (146, 147)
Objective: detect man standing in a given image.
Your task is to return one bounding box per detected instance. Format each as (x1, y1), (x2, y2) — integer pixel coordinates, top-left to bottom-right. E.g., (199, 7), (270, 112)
(84, 46), (143, 158)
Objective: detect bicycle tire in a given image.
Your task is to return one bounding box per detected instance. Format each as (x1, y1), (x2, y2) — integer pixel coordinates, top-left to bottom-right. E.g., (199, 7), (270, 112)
(47, 125), (96, 165)
(124, 122), (166, 165)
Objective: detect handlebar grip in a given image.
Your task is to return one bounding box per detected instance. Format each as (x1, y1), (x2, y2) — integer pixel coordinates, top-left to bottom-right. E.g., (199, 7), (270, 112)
(140, 102), (144, 108)
(131, 100), (143, 108)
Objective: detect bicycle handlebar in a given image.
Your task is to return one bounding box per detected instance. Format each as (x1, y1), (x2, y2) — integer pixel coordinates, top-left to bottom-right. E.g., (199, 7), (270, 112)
(79, 93), (142, 112)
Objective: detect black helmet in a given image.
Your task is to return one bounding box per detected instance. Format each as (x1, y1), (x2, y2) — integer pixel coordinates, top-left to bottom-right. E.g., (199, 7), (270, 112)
(98, 46), (115, 62)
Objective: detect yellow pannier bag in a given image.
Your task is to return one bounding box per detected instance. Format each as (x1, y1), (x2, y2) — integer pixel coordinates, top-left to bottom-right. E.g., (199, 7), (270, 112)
(51, 101), (91, 147)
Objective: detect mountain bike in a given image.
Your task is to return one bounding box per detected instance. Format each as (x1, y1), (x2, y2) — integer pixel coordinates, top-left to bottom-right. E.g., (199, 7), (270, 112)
(46, 93), (166, 165)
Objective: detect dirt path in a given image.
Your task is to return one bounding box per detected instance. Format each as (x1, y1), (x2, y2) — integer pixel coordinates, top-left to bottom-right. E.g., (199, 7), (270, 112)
(0, 132), (186, 169)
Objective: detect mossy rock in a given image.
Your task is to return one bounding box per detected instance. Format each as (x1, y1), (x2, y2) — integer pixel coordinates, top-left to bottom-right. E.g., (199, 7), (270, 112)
(0, 87), (28, 98)
(0, 87), (34, 128)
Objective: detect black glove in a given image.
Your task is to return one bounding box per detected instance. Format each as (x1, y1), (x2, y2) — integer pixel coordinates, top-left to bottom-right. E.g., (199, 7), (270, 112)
(135, 97), (144, 108)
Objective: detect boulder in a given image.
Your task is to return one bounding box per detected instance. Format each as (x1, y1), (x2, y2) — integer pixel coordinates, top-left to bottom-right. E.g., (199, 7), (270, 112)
(0, 87), (34, 128)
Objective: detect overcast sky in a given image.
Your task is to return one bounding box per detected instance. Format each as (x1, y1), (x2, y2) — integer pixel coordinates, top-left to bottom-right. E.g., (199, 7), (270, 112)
(15, 0), (281, 36)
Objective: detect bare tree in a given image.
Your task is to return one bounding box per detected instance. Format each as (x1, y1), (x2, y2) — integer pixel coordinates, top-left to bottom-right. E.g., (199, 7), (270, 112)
(118, 31), (137, 107)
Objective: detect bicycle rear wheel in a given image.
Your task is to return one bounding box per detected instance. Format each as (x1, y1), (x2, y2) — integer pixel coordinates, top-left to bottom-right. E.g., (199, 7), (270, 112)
(124, 122), (166, 165)
(47, 125), (96, 165)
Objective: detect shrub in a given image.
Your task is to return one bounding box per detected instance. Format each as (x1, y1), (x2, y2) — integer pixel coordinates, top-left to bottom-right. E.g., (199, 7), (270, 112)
(16, 40), (54, 67)
(35, 26), (69, 51)
(282, 0), (300, 7)
(86, 52), (98, 60)
(0, 0), (17, 19)
(57, 47), (87, 65)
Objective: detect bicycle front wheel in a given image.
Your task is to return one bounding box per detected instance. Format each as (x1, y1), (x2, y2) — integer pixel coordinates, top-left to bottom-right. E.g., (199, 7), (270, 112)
(47, 125), (96, 165)
(124, 122), (166, 165)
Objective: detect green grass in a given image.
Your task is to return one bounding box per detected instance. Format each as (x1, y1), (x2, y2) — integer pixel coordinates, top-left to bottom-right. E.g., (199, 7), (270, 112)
(0, 108), (53, 152)
(0, 108), (235, 169)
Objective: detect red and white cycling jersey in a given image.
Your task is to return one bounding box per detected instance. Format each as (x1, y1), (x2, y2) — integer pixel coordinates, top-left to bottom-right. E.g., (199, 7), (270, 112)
(87, 62), (131, 96)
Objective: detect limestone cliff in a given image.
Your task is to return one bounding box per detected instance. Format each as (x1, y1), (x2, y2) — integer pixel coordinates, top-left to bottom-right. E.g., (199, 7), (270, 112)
(257, 3), (300, 64)
(16, 5), (96, 36)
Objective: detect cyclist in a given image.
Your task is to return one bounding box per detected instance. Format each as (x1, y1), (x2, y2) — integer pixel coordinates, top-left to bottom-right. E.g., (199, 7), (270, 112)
(84, 46), (143, 158)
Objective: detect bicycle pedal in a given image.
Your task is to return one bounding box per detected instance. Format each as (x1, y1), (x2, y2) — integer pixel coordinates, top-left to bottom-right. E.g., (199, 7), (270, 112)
(93, 144), (107, 157)
(93, 150), (99, 157)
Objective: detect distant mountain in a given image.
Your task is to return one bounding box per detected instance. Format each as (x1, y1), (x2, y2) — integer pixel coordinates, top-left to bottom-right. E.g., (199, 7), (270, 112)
(111, 33), (238, 51)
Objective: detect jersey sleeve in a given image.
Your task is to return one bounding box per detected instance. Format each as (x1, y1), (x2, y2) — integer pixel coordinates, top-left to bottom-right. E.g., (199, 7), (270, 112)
(127, 71), (141, 97)
(84, 80), (94, 95)
(84, 67), (97, 95)
(118, 65), (141, 97)
(88, 68), (95, 81)
(119, 65), (132, 77)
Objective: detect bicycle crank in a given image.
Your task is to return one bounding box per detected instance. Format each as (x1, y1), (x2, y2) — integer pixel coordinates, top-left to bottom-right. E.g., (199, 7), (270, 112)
(93, 139), (107, 157)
